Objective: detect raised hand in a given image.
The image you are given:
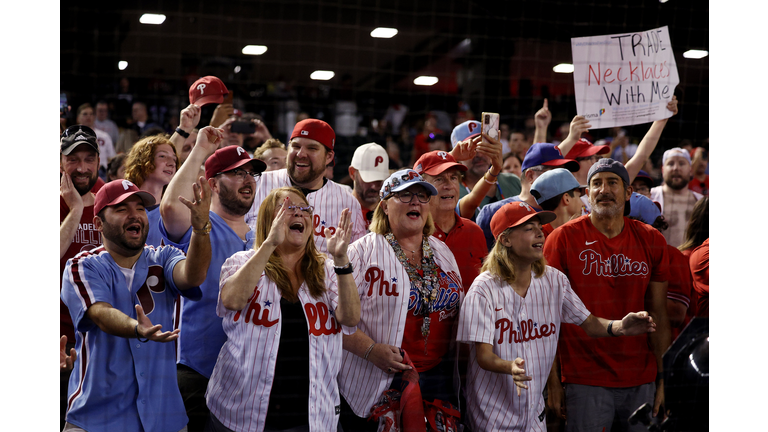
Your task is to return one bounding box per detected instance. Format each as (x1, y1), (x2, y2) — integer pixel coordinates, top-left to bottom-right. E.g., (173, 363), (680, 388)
(250, 118), (273, 144)
(666, 95), (678, 116)
(179, 104), (202, 131)
(451, 135), (480, 162)
(534, 98), (552, 130)
(178, 176), (212, 231)
(264, 197), (291, 248)
(135, 304), (180, 342)
(210, 103), (234, 128)
(327, 208), (352, 264)
(195, 126), (225, 157)
(478, 132), (503, 173)
(568, 115), (591, 140)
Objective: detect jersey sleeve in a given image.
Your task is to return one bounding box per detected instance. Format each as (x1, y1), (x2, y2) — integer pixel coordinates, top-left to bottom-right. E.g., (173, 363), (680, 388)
(158, 216), (192, 252)
(160, 245), (202, 301)
(61, 256), (115, 333)
(554, 269), (591, 325)
(217, 251), (255, 317)
(456, 282), (495, 345)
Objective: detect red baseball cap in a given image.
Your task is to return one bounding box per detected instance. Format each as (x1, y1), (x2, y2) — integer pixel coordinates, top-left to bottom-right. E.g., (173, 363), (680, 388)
(94, 179), (156, 215)
(189, 76), (229, 107)
(290, 119), (335, 150)
(414, 151), (468, 176)
(564, 138), (610, 159)
(204, 145), (267, 180)
(490, 201), (556, 240)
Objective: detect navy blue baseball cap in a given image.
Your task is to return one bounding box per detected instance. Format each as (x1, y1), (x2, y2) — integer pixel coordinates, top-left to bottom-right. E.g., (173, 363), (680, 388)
(521, 143), (579, 173)
(587, 157), (630, 187)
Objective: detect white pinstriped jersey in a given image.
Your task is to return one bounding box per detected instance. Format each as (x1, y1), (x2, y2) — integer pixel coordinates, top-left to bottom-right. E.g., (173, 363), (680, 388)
(338, 232), (463, 417)
(205, 250), (355, 432)
(244, 169), (366, 254)
(456, 268), (590, 432)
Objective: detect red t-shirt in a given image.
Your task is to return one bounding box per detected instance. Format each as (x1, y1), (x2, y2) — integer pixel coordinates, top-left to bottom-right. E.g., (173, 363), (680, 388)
(666, 245), (694, 341)
(91, 177), (105, 193)
(432, 214), (487, 293)
(689, 239), (709, 317)
(542, 223), (555, 239)
(688, 175), (709, 196)
(60, 197), (102, 341)
(402, 264), (462, 372)
(543, 216), (670, 387)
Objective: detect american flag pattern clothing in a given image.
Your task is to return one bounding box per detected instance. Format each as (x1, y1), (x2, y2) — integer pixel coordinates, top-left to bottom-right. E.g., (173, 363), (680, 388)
(205, 250), (355, 432)
(244, 169), (366, 254)
(338, 232), (463, 417)
(456, 268), (590, 432)
(61, 245), (200, 432)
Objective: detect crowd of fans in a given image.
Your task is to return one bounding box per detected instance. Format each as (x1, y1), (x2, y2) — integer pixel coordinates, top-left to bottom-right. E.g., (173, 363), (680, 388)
(60, 74), (709, 432)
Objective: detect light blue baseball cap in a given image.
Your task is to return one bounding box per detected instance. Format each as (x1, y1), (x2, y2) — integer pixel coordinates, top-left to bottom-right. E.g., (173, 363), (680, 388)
(628, 192), (662, 225)
(530, 168), (585, 204)
(380, 169), (438, 200)
(450, 120), (482, 149)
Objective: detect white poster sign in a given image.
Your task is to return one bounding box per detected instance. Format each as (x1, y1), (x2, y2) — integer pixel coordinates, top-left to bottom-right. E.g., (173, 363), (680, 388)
(571, 26), (679, 129)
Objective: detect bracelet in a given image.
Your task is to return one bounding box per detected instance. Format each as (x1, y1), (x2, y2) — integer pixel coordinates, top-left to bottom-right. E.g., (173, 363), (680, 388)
(135, 324), (149, 343)
(334, 262), (353, 275)
(483, 173), (498, 185)
(487, 168), (500, 178)
(175, 127), (190, 139)
(607, 320), (617, 337)
(363, 343), (375, 360)
(193, 220), (211, 235)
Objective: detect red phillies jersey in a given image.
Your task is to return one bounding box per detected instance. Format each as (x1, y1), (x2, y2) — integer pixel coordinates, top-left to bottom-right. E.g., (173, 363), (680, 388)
(401, 264), (462, 372)
(542, 223), (554, 239)
(666, 245), (693, 341)
(432, 214), (487, 293)
(543, 215), (669, 387)
(60, 197), (102, 341)
(689, 239), (709, 317)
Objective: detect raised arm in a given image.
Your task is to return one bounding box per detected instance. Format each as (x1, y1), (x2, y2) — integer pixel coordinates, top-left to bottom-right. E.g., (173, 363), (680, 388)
(458, 132), (503, 218)
(326, 208), (360, 327)
(626, 96), (678, 183)
(87, 303), (180, 342)
(160, 126), (223, 241)
(533, 98), (552, 145)
(556, 116), (592, 158)
(171, 176), (213, 290)
(60, 173), (84, 259)
(169, 104), (201, 157)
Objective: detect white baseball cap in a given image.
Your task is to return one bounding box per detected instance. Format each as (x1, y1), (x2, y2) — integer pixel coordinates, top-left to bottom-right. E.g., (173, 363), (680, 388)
(350, 143), (390, 183)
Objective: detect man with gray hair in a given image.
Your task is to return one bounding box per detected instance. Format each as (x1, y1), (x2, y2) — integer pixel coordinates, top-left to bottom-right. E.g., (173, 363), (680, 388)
(650, 147), (703, 247)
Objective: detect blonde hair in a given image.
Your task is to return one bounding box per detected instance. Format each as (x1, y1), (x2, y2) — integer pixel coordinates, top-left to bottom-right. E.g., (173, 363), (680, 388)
(369, 198), (435, 237)
(480, 227), (547, 285)
(124, 134), (179, 186)
(253, 138), (286, 160)
(255, 187), (326, 300)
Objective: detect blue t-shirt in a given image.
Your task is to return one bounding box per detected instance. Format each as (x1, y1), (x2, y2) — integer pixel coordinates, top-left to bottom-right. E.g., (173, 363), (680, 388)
(145, 204), (163, 248)
(61, 245), (201, 432)
(159, 211), (255, 378)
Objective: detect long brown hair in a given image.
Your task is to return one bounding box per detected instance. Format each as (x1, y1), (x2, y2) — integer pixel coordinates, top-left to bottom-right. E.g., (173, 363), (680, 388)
(480, 227), (547, 286)
(254, 187), (326, 300)
(679, 196), (709, 252)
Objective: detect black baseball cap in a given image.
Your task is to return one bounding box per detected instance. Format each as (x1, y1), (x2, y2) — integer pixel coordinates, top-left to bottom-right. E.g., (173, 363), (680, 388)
(61, 125), (99, 155)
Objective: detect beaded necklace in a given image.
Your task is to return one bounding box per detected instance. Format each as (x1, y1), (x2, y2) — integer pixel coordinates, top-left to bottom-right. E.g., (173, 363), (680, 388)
(385, 232), (439, 354)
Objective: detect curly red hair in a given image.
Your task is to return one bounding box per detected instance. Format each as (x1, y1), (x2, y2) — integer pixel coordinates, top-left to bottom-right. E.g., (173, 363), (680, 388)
(124, 134), (179, 186)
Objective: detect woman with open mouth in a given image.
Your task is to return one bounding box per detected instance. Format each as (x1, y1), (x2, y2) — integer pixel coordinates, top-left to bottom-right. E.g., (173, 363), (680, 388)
(338, 169), (465, 431)
(456, 201), (658, 432)
(204, 186), (360, 432)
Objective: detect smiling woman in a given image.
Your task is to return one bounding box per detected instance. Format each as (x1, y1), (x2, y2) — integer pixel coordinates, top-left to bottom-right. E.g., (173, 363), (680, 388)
(124, 134), (180, 247)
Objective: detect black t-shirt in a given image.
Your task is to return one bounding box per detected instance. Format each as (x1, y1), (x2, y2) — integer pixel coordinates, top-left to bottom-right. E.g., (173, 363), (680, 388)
(263, 297), (311, 430)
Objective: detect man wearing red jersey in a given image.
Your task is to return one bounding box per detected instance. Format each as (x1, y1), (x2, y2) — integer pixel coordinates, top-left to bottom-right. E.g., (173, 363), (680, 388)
(543, 158), (670, 431)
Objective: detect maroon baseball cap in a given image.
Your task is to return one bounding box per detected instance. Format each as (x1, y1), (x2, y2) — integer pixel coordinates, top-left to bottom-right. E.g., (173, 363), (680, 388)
(564, 138), (611, 159)
(414, 151), (468, 176)
(204, 145), (267, 180)
(490, 201), (556, 240)
(189, 76), (229, 107)
(94, 179), (156, 215)
(290, 119), (336, 150)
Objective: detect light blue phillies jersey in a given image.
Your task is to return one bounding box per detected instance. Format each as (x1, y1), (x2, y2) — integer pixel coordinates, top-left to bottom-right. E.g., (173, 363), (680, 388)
(61, 244), (201, 432)
(159, 210), (255, 378)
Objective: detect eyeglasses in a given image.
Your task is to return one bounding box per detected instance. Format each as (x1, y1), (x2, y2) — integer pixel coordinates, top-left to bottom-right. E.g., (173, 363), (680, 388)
(392, 190), (431, 204)
(280, 204), (314, 215)
(216, 168), (261, 180)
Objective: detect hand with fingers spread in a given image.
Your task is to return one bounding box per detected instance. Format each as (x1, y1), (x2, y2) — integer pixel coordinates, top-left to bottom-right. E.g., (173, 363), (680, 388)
(367, 343), (413, 374)
(179, 104), (202, 132)
(60, 335), (77, 371)
(60, 170), (83, 211)
(510, 357), (532, 396)
(178, 176), (212, 231)
(135, 304), (180, 343)
(326, 208), (352, 264)
(534, 98), (552, 130)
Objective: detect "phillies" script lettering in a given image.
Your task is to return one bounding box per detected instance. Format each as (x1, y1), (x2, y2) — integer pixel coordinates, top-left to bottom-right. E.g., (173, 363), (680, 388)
(579, 249), (649, 277)
(496, 318), (556, 344)
(234, 287), (279, 327)
(365, 266), (399, 297)
(304, 302), (342, 336)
